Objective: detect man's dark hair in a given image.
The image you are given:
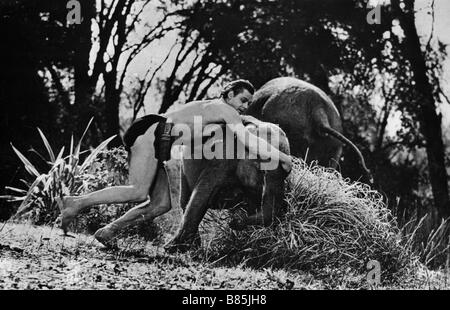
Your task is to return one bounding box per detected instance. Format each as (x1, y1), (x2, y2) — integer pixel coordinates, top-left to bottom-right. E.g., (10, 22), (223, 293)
(221, 79), (255, 98)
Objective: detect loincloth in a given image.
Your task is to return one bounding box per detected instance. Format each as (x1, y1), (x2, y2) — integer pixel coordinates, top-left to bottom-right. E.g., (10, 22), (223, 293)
(122, 114), (175, 165)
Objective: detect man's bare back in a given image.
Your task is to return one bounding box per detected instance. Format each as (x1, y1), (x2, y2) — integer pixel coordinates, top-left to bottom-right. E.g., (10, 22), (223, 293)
(165, 99), (238, 131)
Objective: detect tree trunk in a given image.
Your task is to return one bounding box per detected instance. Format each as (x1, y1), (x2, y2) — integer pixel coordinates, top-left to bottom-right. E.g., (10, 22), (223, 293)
(159, 90), (177, 114)
(399, 3), (450, 218)
(73, 0), (96, 138)
(104, 73), (122, 147)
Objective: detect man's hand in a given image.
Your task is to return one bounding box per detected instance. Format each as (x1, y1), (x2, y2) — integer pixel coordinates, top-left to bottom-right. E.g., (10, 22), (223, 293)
(240, 115), (263, 126)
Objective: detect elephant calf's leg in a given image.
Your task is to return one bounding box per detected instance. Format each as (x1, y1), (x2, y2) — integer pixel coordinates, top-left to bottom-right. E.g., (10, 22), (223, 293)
(165, 167), (228, 253)
(231, 170), (285, 230)
(179, 172), (191, 213)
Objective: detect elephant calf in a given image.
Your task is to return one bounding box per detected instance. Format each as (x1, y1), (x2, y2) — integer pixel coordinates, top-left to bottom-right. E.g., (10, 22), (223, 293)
(164, 121), (290, 252)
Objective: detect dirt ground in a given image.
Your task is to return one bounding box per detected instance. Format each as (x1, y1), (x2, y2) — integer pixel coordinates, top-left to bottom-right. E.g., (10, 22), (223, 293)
(0, 223), (322, 290)
(1, 222), (449, 290)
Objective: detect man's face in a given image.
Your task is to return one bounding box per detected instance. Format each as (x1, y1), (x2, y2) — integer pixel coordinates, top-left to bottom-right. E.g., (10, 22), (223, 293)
(225, 89), (253, 114)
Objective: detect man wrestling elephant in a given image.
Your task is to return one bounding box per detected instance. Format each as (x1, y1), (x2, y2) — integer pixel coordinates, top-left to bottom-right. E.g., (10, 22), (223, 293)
(56, 79), (292, 247)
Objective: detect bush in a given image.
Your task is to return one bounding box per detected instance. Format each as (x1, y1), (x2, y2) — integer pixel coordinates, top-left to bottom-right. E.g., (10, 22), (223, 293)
(2, 120), (114, 224)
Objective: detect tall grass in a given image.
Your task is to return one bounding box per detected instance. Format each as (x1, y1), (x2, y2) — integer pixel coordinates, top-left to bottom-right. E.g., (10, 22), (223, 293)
(198, 158), (417, 283)
(401, 213), (450, 269)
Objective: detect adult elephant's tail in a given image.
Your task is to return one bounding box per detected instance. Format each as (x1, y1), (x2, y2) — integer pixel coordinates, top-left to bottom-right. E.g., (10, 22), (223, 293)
(320, 126), (374, 184)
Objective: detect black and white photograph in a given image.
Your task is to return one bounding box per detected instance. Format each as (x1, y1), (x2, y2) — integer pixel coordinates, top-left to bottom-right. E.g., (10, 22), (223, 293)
(1, 0), (450, 292)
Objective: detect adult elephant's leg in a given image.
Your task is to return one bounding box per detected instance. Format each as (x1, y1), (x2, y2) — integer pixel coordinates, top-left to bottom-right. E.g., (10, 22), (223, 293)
(165, 165), (229, 253)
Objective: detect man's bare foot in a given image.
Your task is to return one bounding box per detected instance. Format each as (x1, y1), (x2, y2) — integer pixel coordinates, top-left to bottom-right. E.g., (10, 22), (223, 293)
(55, 196), (78, 234)
(94, 224), (119, 248)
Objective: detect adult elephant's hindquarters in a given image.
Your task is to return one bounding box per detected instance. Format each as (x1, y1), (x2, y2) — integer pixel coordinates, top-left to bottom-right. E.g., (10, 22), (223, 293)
(246, 77), (372, 182)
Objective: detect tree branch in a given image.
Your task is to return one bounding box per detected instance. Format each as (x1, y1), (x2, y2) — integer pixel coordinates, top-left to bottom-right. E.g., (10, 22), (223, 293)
(196, 66), (228, 99)
(425, 0), (436, 52)
(133, 42), (177, 118)
(439, 87), (450, 104)
(125, 0), (152, 37)
(91, 0), (127, 82)
(117, 11), (177, 90)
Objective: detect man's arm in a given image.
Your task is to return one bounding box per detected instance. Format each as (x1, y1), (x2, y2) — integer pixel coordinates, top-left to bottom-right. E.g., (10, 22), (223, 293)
(221, 106), (292, 173)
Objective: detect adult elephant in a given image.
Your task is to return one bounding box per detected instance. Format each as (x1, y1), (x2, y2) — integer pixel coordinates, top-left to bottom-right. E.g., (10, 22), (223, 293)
(246, 77), (372, 182)
(164, 121), (290, 252)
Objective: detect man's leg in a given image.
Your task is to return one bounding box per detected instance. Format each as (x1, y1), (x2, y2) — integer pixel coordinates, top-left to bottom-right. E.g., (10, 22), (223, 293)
(94, 165), (172, 245)
(57, 124), (159, 233)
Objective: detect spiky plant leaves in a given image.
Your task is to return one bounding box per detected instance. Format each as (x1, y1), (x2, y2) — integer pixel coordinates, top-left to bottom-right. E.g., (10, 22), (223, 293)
(14, 174), (47, 216)
(10, 143), (40, 178)
(79, 135), (117, 172)
(3, 119), (117, 225)
(4, 186), (27, 194)
(74, 117), (93, 160)
(0, 195), (26, 202)
(37, 128), (56, 163)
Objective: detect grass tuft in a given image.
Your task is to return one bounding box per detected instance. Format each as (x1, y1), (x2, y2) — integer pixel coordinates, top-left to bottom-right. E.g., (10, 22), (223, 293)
(198, 158), (417, 283)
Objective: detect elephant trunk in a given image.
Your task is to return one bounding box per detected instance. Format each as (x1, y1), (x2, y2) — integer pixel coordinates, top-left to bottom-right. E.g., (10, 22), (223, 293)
(242, 168), (286, 227)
